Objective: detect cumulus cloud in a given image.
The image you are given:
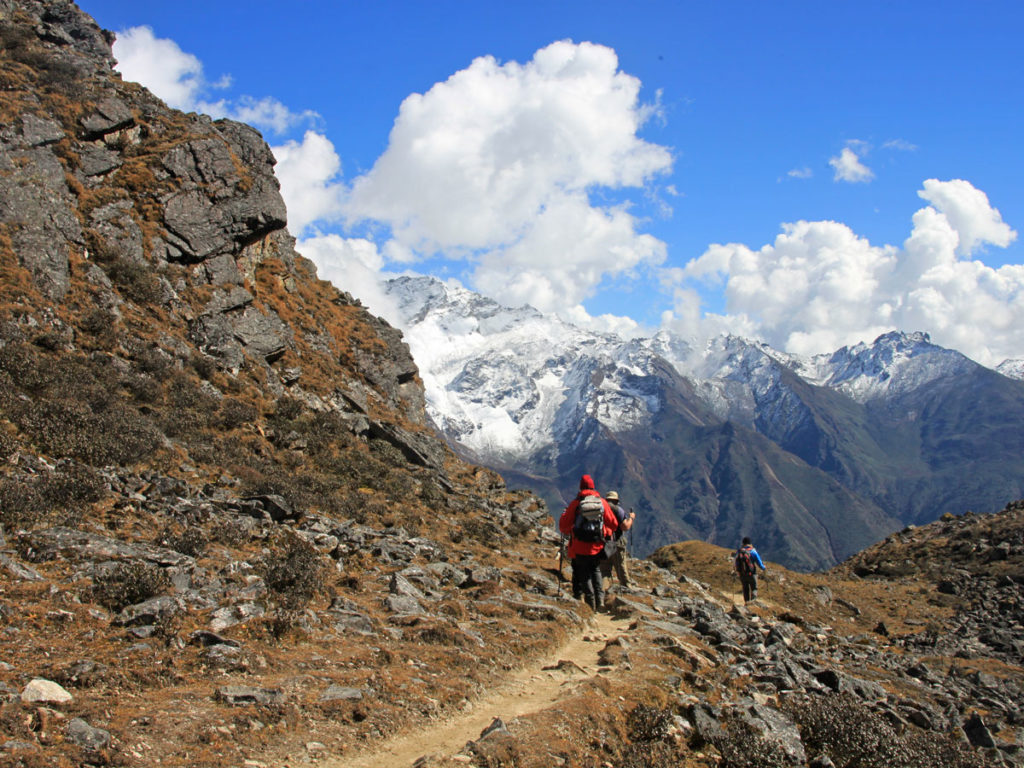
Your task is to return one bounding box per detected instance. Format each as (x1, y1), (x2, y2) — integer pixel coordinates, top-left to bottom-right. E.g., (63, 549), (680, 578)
(829, 145), (873, 183)
(787, 167), (813, 179)
(112, 26), (203, 110)
(917, 178), (1017, 256)
(294, 234), (401, 323)
(271, 132), (347, 236)
(343, 40), (672, 319)
(112, 27), (316, 135)
(669, 179), (1022, 365)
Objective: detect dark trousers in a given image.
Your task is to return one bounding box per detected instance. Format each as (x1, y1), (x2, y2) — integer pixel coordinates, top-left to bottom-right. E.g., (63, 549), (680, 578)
(571, 554), (604, 609)
(740, 573), (758, 602)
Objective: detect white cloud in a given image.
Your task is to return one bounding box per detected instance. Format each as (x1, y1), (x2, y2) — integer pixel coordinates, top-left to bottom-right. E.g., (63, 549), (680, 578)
(343, 40), (672, 319)
(668, 179), (1023, 365)
(917, 178), (1017, 257)
(271, 132), (347, 236)
(112, 26), (203, 110)
(787, 167), (813, 179)
(201, 96), (319, 135)
(294, 234), (401, 323)
(112, 27), (315, 135)
(829, 145), (874, 183)
(883, 138), (918, 152)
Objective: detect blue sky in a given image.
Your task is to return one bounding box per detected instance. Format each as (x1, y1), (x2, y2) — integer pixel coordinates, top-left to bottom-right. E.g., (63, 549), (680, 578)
(83, 1), (1023, 365)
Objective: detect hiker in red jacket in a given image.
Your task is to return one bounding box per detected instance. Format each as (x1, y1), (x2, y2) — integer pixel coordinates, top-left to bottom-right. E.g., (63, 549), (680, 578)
(559, 474), (619, 611)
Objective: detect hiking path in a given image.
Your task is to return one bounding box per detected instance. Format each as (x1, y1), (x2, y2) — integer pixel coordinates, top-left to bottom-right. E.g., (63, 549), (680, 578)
(335, 610), (629, 768)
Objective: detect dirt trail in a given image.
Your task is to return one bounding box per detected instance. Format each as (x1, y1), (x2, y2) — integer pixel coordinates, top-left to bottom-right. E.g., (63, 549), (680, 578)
(334, 611), (629, 768)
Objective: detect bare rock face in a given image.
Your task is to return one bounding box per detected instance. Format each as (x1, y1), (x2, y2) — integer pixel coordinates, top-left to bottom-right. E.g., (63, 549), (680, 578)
(159, 127), (287, 263)
(0, 116), (83, 299)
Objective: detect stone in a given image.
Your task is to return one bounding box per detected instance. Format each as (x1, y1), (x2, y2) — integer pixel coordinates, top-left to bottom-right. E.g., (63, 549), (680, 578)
(80, 96), (134, 139)
(319, 685), (363, 702)
(478, 717), (507, 741)
(115, 595), (183, 627)
(66, 718), (111, 750)
(230, 306), (290, 362)
(964, 712), (998, 748)
(216, 686), (283, 706)
(0, 553), (43, 581)
(21, 114), (64, 146)
(21, 678), (73, 704)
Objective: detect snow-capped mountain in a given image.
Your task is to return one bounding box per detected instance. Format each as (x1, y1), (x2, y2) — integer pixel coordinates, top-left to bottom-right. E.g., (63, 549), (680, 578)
(997, 358), (1024, 381)
(385, 276), (1024, 569)
(386, 276), (676, 461)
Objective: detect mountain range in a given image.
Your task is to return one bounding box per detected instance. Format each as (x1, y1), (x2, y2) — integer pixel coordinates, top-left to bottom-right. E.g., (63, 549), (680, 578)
(385, 275), (1024, 569)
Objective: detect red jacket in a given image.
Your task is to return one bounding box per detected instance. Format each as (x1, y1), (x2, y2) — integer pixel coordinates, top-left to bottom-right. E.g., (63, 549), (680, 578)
(559, 475), (619, 557)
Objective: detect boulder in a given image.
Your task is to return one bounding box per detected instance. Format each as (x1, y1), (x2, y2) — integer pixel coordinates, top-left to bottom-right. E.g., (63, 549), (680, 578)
(65, 718), (111, 750)
(21, 678), (73, 704)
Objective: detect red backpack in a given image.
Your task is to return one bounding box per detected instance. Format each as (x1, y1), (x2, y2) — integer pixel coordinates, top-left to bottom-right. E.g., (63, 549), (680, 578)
(736, 547), (756, 576)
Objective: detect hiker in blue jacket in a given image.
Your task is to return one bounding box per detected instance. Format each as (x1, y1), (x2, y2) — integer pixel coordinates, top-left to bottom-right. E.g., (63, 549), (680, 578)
(734, 536), (767, 603)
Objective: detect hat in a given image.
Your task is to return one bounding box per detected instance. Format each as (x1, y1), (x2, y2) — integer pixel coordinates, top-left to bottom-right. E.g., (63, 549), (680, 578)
(605, 491), (619, 502)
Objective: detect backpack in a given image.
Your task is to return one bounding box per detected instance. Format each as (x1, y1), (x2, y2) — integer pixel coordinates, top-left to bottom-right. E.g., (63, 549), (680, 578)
(736, 547), (756, 576)
(572, 495), (606, 543)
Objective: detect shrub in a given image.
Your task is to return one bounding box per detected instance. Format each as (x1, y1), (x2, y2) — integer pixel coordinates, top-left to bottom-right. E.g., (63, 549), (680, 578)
(39, 464), (106, 510)
(133, 345), (174, 380)
(259, 532), (325, 610)
(0, 429), (16, 461)
(79, 308), (119, 349)
(103, 258), (164, 305)
(0, 477), (46, 530)
(156, 525), (207, 557)
(21, 399), (162, 467)
(788, 693), (986, 768)
(272, 395), (304, 423)
(92, 561), (167, 611)
(217, 397), (257, 430)
(189, 352), (217, 381)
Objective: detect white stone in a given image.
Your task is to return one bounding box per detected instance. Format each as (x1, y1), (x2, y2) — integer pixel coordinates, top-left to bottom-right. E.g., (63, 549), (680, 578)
(21, 678), (73, 704)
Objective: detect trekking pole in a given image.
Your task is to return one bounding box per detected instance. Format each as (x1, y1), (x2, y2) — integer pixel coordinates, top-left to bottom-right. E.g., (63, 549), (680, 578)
(557, 534), (566, 597)
(627, 508), (634, 558)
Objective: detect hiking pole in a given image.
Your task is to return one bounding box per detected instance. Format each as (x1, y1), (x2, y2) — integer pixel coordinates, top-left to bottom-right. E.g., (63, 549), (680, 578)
(627, 508), (634, 559)
(557, 534), (566, 597)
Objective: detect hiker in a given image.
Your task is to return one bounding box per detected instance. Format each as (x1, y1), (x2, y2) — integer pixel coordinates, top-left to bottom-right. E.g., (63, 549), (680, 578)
(558, 474), (619, 611)
(599, 491), (635, 589)
(734, 536), (767, 603)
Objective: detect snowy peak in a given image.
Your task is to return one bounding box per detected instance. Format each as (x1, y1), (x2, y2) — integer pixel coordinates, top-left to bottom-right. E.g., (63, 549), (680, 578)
(997, 358), (1024, 381)
(383, 277), (669, 460)
(813, 330), (977, 401)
